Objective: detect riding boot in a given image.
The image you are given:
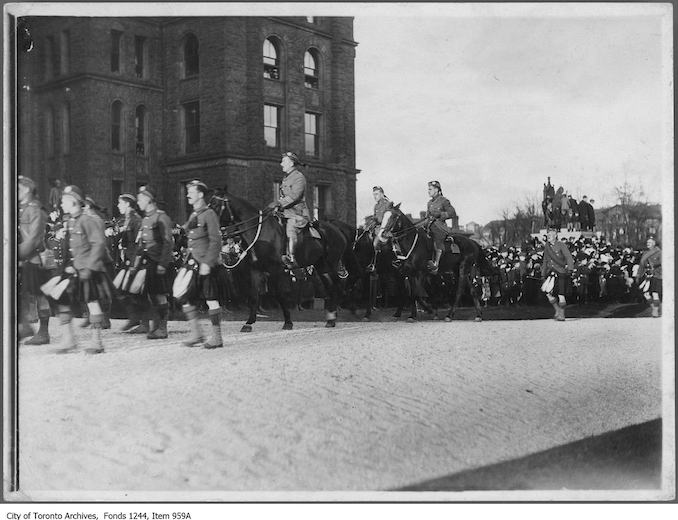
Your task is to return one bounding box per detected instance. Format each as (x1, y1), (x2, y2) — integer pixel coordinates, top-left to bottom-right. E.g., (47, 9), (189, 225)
(182, 305), (204, 347)
(204, 309), (223, 349)
(25, 308), (51, 345)
(429, 249), (443, 274)
(84, 314), (105, 354)
(147, 303), (169, 339)
(55, 312), (78, 354)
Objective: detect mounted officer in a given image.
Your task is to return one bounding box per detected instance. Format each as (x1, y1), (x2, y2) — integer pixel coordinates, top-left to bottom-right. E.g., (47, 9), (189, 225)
(366, 185), (393, 272)
(267, 151), (312, 269)
(425, 180), (458, 274)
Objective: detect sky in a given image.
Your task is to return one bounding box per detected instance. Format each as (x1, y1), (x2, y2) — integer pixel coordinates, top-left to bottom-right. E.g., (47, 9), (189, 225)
(353, 6), (671, 225)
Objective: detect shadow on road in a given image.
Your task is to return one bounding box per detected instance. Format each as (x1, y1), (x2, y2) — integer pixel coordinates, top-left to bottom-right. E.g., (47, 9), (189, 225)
(396, 419), (662, 491)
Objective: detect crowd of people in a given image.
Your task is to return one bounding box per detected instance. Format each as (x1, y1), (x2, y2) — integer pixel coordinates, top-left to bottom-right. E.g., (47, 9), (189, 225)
(542, 176), (597, 231)
(17, 164), (662, 354)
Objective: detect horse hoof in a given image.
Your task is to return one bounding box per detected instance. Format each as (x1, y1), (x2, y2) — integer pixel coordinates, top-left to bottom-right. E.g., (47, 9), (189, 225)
(240, 325), (252, 333)
(406, 317), (416, 323)
(325, 320), (336, 328)
(444, 316), (452, 322)
(362, 316), (370, 322)
(474, 317), (483, 322)
(282, 322), (293, 330)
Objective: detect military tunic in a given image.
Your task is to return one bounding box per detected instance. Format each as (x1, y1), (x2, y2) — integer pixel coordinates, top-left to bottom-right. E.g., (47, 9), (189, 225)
(139, 208), (174, 296)
(426, 194), (457, 250)
(637, 245), (662, 294)
(278, 168), (311, 237)
(181, 205), (222, 303)
(541, 240), (575, 297)
(118, 211), (143, 263)
(19, 200), (48, 295)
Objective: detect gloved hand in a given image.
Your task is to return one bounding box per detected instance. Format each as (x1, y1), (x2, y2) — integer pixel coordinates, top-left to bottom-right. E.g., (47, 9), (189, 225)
(156, 265), (167, 275)
(199, 263), (211, 275)
(64, 265), (76, 275)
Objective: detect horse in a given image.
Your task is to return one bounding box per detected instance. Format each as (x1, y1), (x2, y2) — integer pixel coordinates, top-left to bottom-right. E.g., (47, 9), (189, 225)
(378, 204), (491, 322)
(351, 225), (405, 320)
(209, 190), (358, 330)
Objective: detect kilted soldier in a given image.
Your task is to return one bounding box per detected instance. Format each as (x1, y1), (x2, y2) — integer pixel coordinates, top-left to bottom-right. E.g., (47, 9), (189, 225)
(366, 186), (393, 272)
(135, 186), (174, 339)
(53, 185), (110, 354)
(178, 180), (223, 349)
(425, 180), (457, 274)
(114, 193), (143, 331)
(636, 236), (662, 318)
(18, 176), (52, 345)
(540, 227), (575, 321)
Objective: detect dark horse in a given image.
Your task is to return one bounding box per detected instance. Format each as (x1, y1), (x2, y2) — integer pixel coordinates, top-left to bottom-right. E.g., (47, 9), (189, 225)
(210, 191), (358, 330)
(350, 226), (405, 320)
(379, 204), (491, 322)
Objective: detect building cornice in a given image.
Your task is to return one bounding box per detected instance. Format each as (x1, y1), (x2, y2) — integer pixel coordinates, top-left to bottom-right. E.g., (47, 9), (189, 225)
(33, 73), (163, 93)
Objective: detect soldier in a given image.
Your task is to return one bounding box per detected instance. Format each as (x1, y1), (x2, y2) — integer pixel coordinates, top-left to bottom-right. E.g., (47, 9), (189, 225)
(425, 180), (457, 274)
(135, 186), (174, 339)
(541, 226), (575, 321)
(114, 193), (143, 331)
(179, 180), (223, 348)
(54, 185), (110, 354)
(366, 185), (393, 272)
(267, 151), (311, 269)
(18, 176), (52, 344)
(636, 235), (662, 317)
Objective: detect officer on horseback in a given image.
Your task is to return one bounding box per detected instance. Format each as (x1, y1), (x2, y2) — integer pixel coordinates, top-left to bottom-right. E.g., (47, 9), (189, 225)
(425, 180), (457, 274)
(268, 151), (311, 269)
(366, 185), (392, 272)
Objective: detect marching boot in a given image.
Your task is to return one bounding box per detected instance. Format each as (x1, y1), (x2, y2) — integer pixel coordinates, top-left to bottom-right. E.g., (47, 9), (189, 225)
(25, 308), (51, 345)
(549, 299), (561, 321)
(557, 301), (566, 321)
(18, 321), (35, 340)
(101, 315), (111, 330)
(204, 309), (223, 349)
(55, 313), (78, 354)
(84, 315), (105, 355)
(182, 305), (204, 347)
(79, 308), (91, 328)
(129, 318), (151, 334)
(651, 301), (660, 318)
(147, 303), (169, 339)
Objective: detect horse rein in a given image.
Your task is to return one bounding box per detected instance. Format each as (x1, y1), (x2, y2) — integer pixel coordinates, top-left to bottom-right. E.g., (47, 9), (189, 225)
(382, 211), (422, 262)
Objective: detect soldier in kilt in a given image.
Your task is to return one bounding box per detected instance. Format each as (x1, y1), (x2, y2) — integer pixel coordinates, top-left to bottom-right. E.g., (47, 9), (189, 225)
(134, 186), (174, 339)
(636, 236), (662, 318)
(540, 226), (575, 321)
(18, 176), (53, 344)
(177, 180), (224, 349)
(52, 185), (111, 354)
(113, 193), (144, 331)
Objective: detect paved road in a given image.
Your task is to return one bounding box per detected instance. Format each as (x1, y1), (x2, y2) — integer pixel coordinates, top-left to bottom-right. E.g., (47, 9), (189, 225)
(15, 315), (663, 497)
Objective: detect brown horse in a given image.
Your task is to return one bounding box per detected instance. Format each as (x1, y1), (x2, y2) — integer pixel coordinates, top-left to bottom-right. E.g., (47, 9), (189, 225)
(210, 191), (358, 330)
(379, 204), (490, 322)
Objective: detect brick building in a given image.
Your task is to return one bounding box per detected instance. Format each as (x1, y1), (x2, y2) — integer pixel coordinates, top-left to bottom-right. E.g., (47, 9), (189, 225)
(17, 16), (359, 224)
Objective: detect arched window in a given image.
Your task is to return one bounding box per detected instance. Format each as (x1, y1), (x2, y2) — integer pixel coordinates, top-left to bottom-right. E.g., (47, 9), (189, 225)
(184, 33), (199, 77)
(263, 38), (280, 80)
(135, 105), (147, 156)
(111, 101), (122, 152)
(61, 102), (70, 154)
(304, 49), (319, 89)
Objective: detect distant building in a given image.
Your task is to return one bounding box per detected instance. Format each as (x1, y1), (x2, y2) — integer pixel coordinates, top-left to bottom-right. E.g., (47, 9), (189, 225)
(464, 221), (481, 234)
(17, 16), (359, 224)
(596, 203), (662, 247)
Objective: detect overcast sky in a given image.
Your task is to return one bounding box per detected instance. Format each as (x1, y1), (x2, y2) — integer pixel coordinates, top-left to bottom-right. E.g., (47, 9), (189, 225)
(353, 7), (671, 225)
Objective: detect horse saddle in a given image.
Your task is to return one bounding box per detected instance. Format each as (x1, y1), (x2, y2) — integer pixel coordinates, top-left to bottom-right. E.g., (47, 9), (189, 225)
(444, 236), (461, 255)
(307, 221), (322, 240)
